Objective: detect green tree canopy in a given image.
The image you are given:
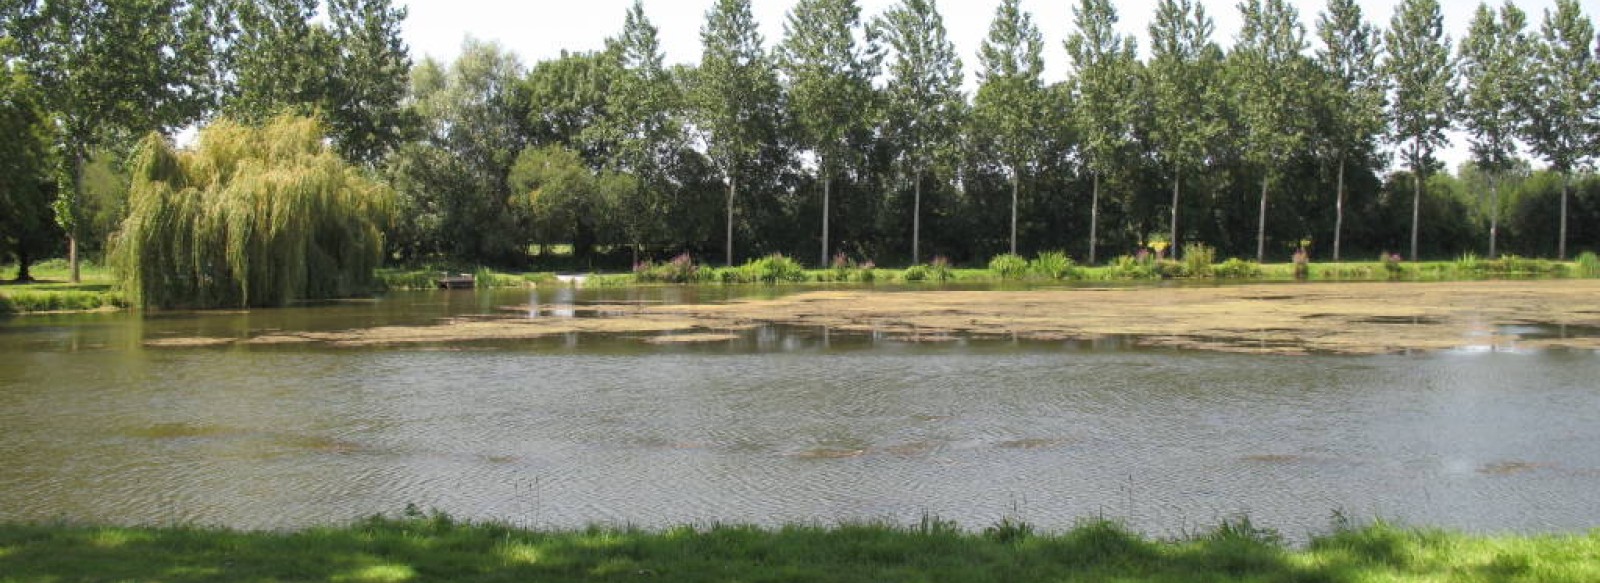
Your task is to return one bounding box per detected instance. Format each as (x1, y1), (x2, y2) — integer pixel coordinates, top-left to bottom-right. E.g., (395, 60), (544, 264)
(1146, 0), (1224, 255)
(0, 43), (58, 282)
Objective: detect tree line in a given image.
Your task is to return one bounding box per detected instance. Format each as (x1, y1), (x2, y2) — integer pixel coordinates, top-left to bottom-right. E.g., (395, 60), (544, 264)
(3, 0), (1600, 283)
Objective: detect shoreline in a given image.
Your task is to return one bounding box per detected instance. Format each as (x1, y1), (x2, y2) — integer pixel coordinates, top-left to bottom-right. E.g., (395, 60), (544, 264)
(136, 279), (1600, 356)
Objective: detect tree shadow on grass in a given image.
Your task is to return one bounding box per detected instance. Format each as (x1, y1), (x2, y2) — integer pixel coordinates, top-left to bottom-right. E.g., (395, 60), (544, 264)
(1, 515), (1595, 582)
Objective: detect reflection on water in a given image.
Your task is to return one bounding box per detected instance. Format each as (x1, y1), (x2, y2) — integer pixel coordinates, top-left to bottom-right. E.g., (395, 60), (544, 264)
(1, 286), (1598, 542)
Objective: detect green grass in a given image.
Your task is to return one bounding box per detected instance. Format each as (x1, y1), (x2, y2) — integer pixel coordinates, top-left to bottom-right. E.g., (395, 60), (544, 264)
(0, 515), (1595, 582)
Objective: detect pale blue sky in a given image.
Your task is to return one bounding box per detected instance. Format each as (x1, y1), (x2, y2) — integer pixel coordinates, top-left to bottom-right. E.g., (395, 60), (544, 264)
(399, 0), (1600, 169)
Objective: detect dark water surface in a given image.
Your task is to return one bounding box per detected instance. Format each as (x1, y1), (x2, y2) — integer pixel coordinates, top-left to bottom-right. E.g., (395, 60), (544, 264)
(2, 287), (1597, 541)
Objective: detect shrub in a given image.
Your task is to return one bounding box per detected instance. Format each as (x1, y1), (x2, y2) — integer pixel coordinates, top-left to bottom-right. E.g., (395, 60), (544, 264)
(1455, 252), (1484, 274)
(1106, 255), (1158, 280)
(1183, 243), (1216, 278)
(1292, 248), (1310, 280)
(1155, 260), (1186, 279)
(902, 264), (929, 282)
(1215, 258), (1263, 279)
(989, 253), (1029, 280)
(740, 254), (807, 284)
(929, 256), (954, 282)
(1577, 252), (1599, 278)
(635, 252), (701, 284)
(1380, 253), (1404, 279)
(1029, 251), (1075, 280)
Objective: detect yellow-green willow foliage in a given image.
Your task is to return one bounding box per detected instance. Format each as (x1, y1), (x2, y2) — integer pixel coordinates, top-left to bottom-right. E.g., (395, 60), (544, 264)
(111, 115), (394, 308)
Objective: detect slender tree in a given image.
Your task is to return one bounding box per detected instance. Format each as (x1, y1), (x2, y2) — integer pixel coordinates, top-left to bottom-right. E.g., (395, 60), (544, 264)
(972, 0), (1045, 257)
(1460, 1), (1531, 259)
(778, 0), (878, 266)
(877, 0), (963, 265)
(1315, 0), (1386, 261)
(1145, 0), (1223, 257)
(1235, 0), (1312, 263)
(1523, 0), (1596, 260)
(689, 0), (785, 266)
(1384, 0), (1456, 261)
(12, 0), (217, 282)
(0, 42), (58, 282)
(1065, 0), (1138, 264)
(601, 1), (689, 260)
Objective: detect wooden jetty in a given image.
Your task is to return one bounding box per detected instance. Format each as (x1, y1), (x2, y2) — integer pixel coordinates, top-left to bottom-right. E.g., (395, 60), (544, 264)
(434, 273), (475, 289)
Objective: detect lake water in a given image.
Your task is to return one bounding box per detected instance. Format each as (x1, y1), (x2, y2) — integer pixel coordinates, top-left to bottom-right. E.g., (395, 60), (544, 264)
(2, 286), (1597, 541)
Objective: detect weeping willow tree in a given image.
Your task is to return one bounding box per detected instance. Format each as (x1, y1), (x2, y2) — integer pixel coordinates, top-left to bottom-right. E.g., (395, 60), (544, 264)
(111, 115), (394, 308)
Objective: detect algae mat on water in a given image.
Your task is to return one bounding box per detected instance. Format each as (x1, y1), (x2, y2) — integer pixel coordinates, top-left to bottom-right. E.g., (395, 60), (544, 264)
(143, 280), (1600, 355)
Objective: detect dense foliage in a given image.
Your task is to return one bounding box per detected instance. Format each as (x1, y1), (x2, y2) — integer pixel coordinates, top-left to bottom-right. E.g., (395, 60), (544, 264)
(111, 116), (392, 308)
(6, 0), (1600, 276)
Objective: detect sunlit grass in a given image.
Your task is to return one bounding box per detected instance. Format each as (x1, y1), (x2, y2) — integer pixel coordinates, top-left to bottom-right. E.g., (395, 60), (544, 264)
(0, 515), (1596, 582)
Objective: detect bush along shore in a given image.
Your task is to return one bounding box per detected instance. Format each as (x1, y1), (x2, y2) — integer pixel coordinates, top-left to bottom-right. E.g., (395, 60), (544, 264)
(6, 248), (1599, 315)
(1, 513), (1597, 582)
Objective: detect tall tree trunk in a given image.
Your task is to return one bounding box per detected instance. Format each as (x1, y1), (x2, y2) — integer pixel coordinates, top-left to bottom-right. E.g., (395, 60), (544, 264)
(1410, 169), (1421, 262)
(726, 171), (736, 267)
(1089, 172), (1100, 265)
(14, 244), (32, 283)
(1170, 172), (1180, 260)
(1334, 156), (1345, 262)
(821, 171), (831, 267)
(1489, 172), (1499, 260)
(1559, 172), (1570, 261)
(1257, 173), (1269, 264)
(912, 167), (922, 265)
(1009, 167), (1019, 256)
(69, 147), (85, 284)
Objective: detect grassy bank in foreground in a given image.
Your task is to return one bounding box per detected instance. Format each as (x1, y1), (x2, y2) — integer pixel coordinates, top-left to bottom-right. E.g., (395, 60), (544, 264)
(1, 516), (1596, 582)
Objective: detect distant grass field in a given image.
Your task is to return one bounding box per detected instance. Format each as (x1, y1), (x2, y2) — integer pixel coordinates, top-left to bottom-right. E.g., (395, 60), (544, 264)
(0, 514), (1595, 582)
(0, 260), (124, 314)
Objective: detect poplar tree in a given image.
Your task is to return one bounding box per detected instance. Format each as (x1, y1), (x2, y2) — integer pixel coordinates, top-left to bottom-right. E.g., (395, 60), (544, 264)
(1523, 0), (1596, 260)
(689, 0), (784, 266)
(973, 0), (1046, 257)
(1065, 0), (1137, 264)
(1315, 0), (1386, 261)
(1145, 0), (1223, 257)
(1384, 0), (1456, 261)
(602, 1), (686, 260)
(877, 0), (963, 264)
(1460, 1), (1531, 259)
(778, 0), (878, 266)
(1235, 0), (1312, 263)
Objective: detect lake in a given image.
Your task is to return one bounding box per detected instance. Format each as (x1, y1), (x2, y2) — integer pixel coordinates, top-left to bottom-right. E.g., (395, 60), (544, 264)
(2, 286), (1597, 542)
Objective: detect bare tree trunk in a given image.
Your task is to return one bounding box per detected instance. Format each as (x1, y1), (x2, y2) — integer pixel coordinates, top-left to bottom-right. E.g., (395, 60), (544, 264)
(1089, 173), (1101, 265)
(1410, 169), (1421, 262)
(1009, 168), (1019, 256)
(912, 167), (922, 265)
(1489, 172), (1499, 260)
(726, 171), (736, 267)
(69, 147), (84, 284)
(821, 171), (830, 267)
(1334, 156), (1345, 262)
(1559, 172), (1570, 261)
(1170, 172), (1180, 259)
(1257, 174), (1269, 264)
